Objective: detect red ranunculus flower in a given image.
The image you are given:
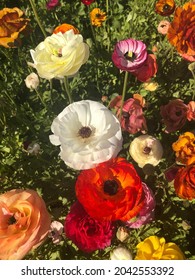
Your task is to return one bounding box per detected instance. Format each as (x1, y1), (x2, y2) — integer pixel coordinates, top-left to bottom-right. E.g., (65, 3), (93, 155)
(131, 54), (158, 82)
(46, 0), (60, 10)
(81, 0), (95, 5)
(160, 99), (188, 133)
(174, 164), (195, 200)
(64, 201), (114, 252)
(75, 157), (145, 221)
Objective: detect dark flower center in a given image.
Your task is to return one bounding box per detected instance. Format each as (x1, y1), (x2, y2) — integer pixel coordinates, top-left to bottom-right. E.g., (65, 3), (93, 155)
(124, 51), (136, 62)
(122, 111), (130, 119)
(143, 146), (151, 154)
(78, 126), (92, 138)
(103, 180), (118, 195)
(175, 110), (182, 116)
(96, 13), (102, 18)
(163, 4), (171, 11)
(8, 215), (17, 225)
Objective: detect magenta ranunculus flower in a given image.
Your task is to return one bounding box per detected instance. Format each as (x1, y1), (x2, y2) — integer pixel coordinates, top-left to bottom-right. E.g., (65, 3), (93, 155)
(81, 0), (95, 5)
(160, 99), (188, 133)
(64, 201), (114, 253)
(126, 183), (155, 228)
(46, 0), (60, 10)
(112, 38), (148, 72)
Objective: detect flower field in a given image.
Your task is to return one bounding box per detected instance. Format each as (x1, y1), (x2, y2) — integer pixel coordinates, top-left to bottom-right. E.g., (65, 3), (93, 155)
(0, 0), (195, 260)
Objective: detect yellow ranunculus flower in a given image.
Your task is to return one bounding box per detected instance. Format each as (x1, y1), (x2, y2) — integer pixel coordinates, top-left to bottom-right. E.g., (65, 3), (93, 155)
(29, 29), (89, 80)
(135, 235), (185, 260)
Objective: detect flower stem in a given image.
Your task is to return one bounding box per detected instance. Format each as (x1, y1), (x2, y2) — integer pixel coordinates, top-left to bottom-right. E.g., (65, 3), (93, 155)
(29, 0), (47, 38)
(64, 77), (73, 104)
(119, 71), (129, 120)
(35, 89), (46, 107)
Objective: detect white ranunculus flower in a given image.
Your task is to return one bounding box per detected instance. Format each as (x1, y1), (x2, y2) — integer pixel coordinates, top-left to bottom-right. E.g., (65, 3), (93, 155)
(49, 100), (123, 170)
(29, 30), (89, 80)
(129, 134), (163, 168)
(24, 72), (39, 90)
(110, 246), (133, 260)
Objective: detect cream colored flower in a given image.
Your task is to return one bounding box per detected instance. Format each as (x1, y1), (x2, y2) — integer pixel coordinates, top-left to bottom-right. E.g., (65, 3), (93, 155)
(110, 246), (133, 260)
(24, 72), (39, 90)
(129, 135), (163, 168)
(29, 29), (89, 79)
(49, 100), (123, 170)
(116, 226), (129, 242)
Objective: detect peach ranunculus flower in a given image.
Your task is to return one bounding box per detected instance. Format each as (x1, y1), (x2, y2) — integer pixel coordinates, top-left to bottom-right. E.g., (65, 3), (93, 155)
(167, 2), (195, 61)
(187, 101), (195, 121)
(53, 23), (79, 34)
(172, 132), (195, 165)
(157, 20), (170, 35)
(135, 235), (185, 260)
(0, 7), (30, 48)
(24, 72), (40, 91)
(0, 189), (51, 260)
(90, 8), (106, 27)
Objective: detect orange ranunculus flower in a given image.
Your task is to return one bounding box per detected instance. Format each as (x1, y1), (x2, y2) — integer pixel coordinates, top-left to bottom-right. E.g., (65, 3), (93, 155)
(174, 164), (195, 200)
(75, 157), (145, 221)
(172, 132), (195, 165)
(155, 0), (175, 16)
(0, 189), (51, 260)
(0, 7), (30, 48)
(135, 235), (185, 260)
(167, 2), (195, 59)
(90, 8), (106, 27)
(53, 23), (79, 34)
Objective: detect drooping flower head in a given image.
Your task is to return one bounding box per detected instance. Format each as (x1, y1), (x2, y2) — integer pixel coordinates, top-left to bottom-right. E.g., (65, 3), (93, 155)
(155, 0), (175, 16)
(129, 135), (163, 168)
(174, 163), (195, 200)
(126, 183), (156, 228)
(167, 2), (195, 61)
(135, 235), (185, 260)
(75, 157), (145, 221)
(49, 100), (123, 170)
(110, 94), (147, 134)
(29, 29), (89, 79)
(160, 99), (188, 133)
(90, 8), (106, 27)
(64, 201), (114, 253)
(0, 7), (30, 48)
(0, 189), (51, 260)
(46, 0), (60, 10)
(53, 23), (79, 34)
(24, 72), (39, 91)
(172, 132), (195, 165)
(112, 39), (148, 72)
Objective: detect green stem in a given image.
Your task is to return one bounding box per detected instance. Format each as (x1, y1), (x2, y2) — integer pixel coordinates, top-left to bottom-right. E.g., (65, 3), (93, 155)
(119, 71), (129, 120)
(35, 89), (47, 107)
(64, 77), (73, 104)
(29, 0), (47, 38)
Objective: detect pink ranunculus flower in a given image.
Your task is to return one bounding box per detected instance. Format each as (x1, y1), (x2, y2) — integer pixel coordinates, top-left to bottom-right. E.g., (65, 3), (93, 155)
(126, 183), (156, 228)
(0, 189), (51, 260)
(110, 94), (147, 134)
(64, 201), (114, 253)
(157, 20), (171, 35)
(112, 38), (148, 72)
(132, 54), (158, 82)
(46, 0), (60, 10)
(160, 99), (188, 133)
(187, 101), (195, 121)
